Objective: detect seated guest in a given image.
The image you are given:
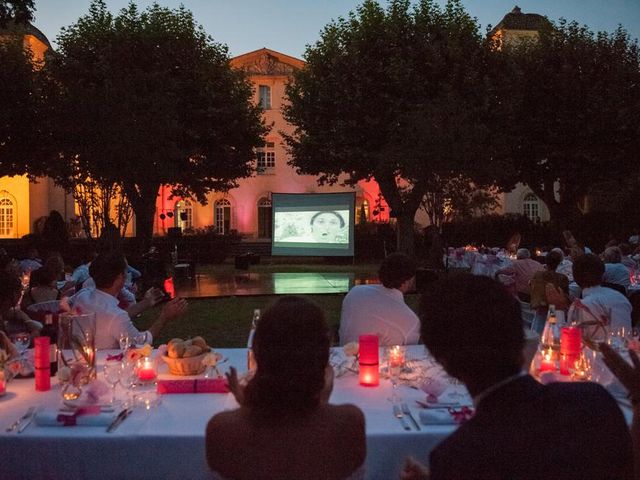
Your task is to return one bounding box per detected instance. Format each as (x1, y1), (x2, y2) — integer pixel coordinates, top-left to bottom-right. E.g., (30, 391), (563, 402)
(552, 247), (574, 282)
(70, 251), (187, 349)
(495, 248), (543, 302)
(206, 296), (365, 480)
(529, 250), (570, 333)
(603, 246), (632, 291)
(69, 250), (98, 290)
(620, 243), (638, 270)
(20, 266), (60, 310)
(0, 270), (42, 337)
(402, 275), (632, 480)
(339, 253), (419, 346)
(568, 254), (632, 332)
(601, 343), (640, 480)
(18, 248), (42, 275)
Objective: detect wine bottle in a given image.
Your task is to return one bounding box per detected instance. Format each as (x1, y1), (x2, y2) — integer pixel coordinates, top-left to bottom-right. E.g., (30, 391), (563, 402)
(40, 313), (58, 376)
(246, 309), (260, 373)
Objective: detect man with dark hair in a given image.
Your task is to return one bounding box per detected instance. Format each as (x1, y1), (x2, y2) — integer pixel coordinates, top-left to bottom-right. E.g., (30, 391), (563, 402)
(339, 253), (419, 345)
(70, 251), (187, 349)
(402, 274), (633, 480)
(568, 253), (631, 332)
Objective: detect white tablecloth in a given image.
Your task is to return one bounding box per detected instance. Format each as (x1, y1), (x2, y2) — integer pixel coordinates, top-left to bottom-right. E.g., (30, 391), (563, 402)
(0, 346), (460, 480)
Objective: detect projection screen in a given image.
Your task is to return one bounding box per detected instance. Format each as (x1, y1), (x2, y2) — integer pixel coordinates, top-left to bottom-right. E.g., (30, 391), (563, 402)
(271, 192), (355, 256)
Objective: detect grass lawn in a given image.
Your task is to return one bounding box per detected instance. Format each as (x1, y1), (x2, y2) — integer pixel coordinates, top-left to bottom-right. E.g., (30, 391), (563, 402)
(134, 287), (421, 348)
(134, 260), (421, 347)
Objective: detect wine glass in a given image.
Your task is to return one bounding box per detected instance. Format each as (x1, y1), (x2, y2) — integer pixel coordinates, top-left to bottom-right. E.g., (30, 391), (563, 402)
(103, 360), (123, 406)
(119, 361), (139, 408)
(118, 333), (132, 353)
(11, 332), (30, 356)
(133, 333), (147, 348)
(386, 346), (405, 403)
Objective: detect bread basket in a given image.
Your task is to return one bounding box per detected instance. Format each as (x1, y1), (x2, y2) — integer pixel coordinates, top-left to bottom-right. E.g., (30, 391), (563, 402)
(162, 352), (207, 376)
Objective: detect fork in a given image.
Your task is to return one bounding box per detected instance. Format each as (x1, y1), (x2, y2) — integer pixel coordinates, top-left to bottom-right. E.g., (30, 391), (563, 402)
(6, 406), (35, 433)
(401, 402), (421, 431)
(393, 404), (411, 431)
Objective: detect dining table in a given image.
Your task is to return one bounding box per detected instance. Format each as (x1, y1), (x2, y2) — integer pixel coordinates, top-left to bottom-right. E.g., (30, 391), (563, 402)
(1, 344), (634, 480)
(0, 345), (469, 480)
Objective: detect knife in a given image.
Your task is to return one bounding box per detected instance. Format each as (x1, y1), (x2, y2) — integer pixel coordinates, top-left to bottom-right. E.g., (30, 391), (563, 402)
(6, 406), (35, 433)
(107, 408), (132, 433)
(17, 411), (36, 433)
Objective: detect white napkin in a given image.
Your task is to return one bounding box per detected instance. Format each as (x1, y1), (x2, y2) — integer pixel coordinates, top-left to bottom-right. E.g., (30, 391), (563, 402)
(419, 408), (456, 425)
(35, 409), (117, 427)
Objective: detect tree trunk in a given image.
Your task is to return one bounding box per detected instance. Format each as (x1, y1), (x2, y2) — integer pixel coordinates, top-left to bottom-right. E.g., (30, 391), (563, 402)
(124, 182), (160, 248)
(395, 211), (416, 257)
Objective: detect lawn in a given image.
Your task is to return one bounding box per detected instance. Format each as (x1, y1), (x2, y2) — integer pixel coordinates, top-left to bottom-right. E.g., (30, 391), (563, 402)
(134, 260), (421, 347)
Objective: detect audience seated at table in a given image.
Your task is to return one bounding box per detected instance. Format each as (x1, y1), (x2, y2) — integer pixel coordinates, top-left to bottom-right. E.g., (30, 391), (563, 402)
(20, 266), (61, 311)
(552, 247), (574, 282)
(0, 270), (42, 337)
(495, 248), (543, 302)
(603, 246), (632, 291)
(69, 251), (187, 349)
(206, 296), (366, 480)
(567, 254), (632, 332)
(529, 250), (570, 333)
(620, 243), (639, 270)
(402, 274), (633, 480)
(338, 253), (419, 346)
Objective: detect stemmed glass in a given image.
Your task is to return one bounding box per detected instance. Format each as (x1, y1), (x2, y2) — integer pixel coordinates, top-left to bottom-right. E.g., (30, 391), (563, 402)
(119, 361), (139, 408)
(11, 332), (30, 357)
(133, 333), (147, 348)
(103, 360), (123, 406)
(118, 333), (132, 353)
(387, 346), (405, 403)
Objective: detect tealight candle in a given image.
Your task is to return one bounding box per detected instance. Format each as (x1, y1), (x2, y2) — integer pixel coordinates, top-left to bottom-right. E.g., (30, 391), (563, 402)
(539, 350), (556, 373)
(0, 371), (6, 395)
(359, 364), (379, 386)
(137, 358), (157, 382)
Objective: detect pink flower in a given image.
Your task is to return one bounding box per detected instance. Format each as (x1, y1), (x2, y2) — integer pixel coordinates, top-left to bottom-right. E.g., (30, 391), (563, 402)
(126, 349), (143, 363)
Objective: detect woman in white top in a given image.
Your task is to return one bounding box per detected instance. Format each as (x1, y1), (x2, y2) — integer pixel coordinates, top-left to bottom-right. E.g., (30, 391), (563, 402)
(206, 296), (366, 480)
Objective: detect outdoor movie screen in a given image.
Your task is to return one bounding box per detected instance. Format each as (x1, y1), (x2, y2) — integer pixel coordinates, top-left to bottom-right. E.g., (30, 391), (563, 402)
(271, 192), (355, 257)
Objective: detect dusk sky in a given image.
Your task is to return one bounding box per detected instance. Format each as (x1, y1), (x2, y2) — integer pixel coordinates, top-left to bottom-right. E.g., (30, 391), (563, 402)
(32, 0), (640, 58)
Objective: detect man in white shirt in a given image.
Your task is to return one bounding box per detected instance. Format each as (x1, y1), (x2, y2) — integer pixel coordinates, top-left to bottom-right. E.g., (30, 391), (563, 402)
(339, 253), (419, 346)
(70, 251), (187, 349)
(602, 246), (631, 291)
(568, 253), (632, 332)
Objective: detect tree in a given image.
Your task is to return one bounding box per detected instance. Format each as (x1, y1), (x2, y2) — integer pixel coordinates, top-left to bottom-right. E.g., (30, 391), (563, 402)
(47, 1), (267, 242)
(421, 174), (499, 229)
(0, 0), (34, 27)
(283, 0), (504, 256)
(496, 21), (640, 226)
(0, 25), (50, 178)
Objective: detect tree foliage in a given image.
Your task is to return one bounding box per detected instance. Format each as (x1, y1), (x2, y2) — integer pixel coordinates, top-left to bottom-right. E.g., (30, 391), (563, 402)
(496, 21), (640, 225)
(47, 0), (267, 241)
(0, 0), (34, 27)
(0, 30), (50, 179)
(284, 0), (504, 255)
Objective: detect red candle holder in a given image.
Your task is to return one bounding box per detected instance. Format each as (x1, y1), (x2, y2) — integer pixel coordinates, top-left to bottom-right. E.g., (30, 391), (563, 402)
(358, 335), (379, 386)
(560, 327), (581, 356)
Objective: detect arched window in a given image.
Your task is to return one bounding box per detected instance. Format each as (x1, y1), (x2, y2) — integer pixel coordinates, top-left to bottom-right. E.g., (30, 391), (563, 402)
(257, 198), (272, 238)
(356, 199), (370, 224)
(259, 85), (271, 110)
(0, 193), (15, 238)
(175, 200), (193, 230)
(215, 199), (232, 234)
(523, 193), (540, 222)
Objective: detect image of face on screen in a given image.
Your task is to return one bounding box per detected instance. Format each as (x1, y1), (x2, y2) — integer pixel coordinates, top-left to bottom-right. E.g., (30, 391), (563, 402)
(274, 210), (348, 244)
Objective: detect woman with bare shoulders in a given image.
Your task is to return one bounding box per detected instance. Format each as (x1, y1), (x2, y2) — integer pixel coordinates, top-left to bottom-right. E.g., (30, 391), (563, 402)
(206, 296), (366, 480)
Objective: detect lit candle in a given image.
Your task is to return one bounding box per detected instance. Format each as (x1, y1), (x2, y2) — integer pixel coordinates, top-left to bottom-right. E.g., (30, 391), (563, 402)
(0, 371), (6, 395)
(137, 358), (157, 382)
(388, 346), (404, 367)
(539, 350), (556, 373)
(359, 364), (379, 386)
(359, 335), (379, 387)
